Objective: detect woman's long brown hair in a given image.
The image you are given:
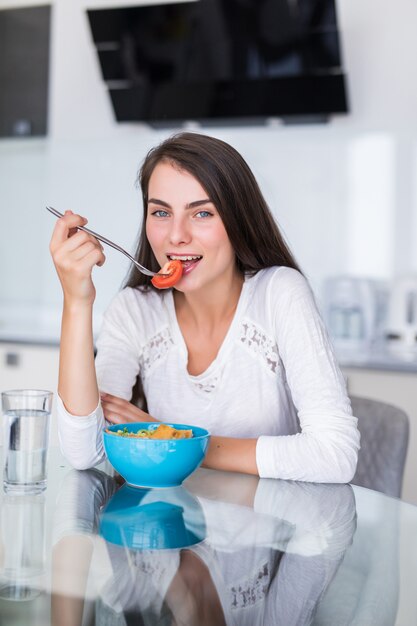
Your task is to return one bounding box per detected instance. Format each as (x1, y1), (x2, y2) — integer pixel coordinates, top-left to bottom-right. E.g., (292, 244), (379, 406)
(124, 131), (301, 290)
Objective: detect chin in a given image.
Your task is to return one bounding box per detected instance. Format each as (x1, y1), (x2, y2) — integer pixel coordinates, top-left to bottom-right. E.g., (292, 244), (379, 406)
(174, 275), (204, 293)
(174, 282), (199, 294)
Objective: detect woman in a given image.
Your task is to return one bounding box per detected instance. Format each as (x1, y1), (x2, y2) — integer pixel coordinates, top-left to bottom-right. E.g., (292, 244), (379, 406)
(50, 132), (359, 481)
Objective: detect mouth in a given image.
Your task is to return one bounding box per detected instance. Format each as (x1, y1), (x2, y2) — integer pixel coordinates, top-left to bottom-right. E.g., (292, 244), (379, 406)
(167, 254), (203, 275)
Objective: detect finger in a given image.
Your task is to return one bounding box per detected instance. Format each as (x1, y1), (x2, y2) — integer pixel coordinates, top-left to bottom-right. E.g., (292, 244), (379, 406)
(100, 394), (142, 413)
(50, 213), (88, 249)
(60, 230), (101, 253)
(101, 400), (137, 420)
(103, 409), (140, 425)
(68, 234), (105, 266)
(96, 252), (106, 267)
(74, 247), (106, 272)
(56, 247), (104, 278)
(100, 393), (126, 406)
(58, 213), (87, 235)
(55, 236), (105, 269)
(102, 400), (145, 422)
(53, 240), (105, 275)
(65, 211), (78, 237)
(101, 396), (136, 412)
(69, 239), (104, 262)
(105, 413), (127, 425)
(100, 393), (145, 416)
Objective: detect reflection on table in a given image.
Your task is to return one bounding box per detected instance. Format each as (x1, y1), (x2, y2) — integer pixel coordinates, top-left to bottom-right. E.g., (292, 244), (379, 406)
(51, 465), (356, 626)
(0, 449), (416, 625)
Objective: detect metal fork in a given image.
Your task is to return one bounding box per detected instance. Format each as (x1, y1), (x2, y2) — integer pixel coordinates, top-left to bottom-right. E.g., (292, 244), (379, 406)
(46, 206), (165, 277)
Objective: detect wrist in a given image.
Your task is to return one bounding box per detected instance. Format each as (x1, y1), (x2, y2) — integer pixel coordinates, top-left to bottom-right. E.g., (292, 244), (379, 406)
(63, 297), (94, 315)
(202, 436), (258, 475)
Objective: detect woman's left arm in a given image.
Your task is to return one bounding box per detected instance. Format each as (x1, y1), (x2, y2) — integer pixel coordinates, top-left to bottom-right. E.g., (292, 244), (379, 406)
(101, 394), (259, 473)
(254, 269), (360, 483)
(202, 270), (360, 481)
(204, 271), (360, 481)
(202, 436), (258, 474)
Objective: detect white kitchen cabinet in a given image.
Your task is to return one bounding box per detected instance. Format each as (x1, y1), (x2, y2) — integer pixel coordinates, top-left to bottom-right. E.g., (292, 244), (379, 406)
(0, 342), (60, 445)
(342, 367), (417, 505)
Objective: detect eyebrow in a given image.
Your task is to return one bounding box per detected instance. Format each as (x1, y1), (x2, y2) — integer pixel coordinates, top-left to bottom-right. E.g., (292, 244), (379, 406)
(147, 198), (212, 209)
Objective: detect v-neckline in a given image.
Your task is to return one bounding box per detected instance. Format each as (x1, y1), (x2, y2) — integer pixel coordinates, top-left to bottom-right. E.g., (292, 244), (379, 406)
(166, 276), (252, 381)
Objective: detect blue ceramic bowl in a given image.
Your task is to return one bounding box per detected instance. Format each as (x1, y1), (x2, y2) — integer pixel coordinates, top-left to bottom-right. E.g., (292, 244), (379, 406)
(99, 484), (207, 550)
(103, 422), (210, 488)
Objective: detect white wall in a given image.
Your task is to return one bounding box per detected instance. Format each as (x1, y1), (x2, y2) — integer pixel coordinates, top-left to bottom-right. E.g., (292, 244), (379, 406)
(1, 0), (417, 331)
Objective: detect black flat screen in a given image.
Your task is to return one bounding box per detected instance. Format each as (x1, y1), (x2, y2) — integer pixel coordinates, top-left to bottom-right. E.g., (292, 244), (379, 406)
(87, 0), (348, 124)
(0, 5), (51, 137)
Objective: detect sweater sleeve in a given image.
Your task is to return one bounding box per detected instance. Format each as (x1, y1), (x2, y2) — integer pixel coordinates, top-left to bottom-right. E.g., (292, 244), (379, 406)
(52, 468), (117, 544)
(56, 395), (106, 469)
(256, 269), (360, 483)
(253, 479), (356, 558)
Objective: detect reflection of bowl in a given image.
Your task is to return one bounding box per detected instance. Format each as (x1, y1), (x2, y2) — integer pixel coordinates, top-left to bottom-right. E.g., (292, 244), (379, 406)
(103, 422), (210, 488)
(99, 484), (206, 550)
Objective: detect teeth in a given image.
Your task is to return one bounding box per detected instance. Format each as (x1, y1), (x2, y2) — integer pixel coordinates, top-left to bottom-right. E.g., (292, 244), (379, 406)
(169, 255), (202, 261)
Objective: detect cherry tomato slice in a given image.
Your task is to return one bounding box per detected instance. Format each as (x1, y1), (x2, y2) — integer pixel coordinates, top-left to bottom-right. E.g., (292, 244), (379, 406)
(151, 259), (183, 289)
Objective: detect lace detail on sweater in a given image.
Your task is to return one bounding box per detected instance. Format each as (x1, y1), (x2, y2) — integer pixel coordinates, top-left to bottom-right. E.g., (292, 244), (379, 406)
(132, 553), (163, 574)
(229, 562), (270, 609)
(239, 320), (281, 375)
(191, 375), (219, 394)
(140, 328), (174, 376)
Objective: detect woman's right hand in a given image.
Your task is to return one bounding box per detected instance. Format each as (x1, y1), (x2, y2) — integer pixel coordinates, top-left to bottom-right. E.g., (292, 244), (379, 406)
(49, 210), (106, 306)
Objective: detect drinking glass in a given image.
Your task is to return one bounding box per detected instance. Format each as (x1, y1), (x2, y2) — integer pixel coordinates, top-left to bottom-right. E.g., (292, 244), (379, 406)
(2, 389), (53, 494)
(0, 492), (46, 600)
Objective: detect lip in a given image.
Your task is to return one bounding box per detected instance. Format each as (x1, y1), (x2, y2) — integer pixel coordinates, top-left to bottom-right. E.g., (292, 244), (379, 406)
(163, 254), (203, 277)
(166, 253), (202, 260)
(181, 258), (202, 276)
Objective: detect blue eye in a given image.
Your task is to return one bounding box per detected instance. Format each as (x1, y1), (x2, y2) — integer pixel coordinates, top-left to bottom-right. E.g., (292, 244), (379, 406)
(152, 210), (169, 218)
(196, 210), (212, 218)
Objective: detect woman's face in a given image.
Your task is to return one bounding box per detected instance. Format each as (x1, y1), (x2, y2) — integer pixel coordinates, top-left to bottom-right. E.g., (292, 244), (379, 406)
(146, 161), (237, 293)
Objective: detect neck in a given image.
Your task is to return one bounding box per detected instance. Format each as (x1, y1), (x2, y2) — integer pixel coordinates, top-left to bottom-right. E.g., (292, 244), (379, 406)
(174, 270), (244, 330)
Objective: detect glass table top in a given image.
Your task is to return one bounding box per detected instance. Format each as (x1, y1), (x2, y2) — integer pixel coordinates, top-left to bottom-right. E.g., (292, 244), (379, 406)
(0, 447), (417, 626)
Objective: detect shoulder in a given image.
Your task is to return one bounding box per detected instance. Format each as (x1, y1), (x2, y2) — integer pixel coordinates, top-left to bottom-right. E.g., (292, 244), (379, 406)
(247, 267), (320, 334)
(250, 266), (312, 303)
(100, 287), (170, 337)
(105, 286), (167, 316)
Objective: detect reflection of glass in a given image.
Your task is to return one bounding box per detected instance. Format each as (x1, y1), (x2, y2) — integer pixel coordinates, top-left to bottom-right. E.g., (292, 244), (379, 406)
(2, 389), (52, 494)
(0, 493), (46, 601)
(99, 484), (206, 551)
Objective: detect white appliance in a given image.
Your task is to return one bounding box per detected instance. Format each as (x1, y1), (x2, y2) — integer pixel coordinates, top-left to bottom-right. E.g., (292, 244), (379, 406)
(322, 276), (388, 356)
(385, 275), (417, 355)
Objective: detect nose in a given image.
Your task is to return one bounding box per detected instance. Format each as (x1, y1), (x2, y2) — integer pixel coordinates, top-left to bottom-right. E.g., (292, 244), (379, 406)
(169, 214), (191, 246)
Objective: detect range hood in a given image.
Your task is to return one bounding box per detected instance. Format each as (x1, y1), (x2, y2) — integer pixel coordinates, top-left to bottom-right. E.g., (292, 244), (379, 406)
(87, 0), (349, 126)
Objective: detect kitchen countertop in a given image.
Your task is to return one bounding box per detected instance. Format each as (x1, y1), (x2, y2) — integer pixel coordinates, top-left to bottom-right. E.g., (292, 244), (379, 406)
(337, 344), (417, 374)
(0, 325), (61, 346)
(1, 306), (416, 374)
(0, 305), (103, 347)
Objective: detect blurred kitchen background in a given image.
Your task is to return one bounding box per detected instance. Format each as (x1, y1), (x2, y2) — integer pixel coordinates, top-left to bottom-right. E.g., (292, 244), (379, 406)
(1, 0), (417, 501)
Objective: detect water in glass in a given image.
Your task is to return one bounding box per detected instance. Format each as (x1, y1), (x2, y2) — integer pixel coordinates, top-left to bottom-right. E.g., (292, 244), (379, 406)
(3, 409), (50, 494)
